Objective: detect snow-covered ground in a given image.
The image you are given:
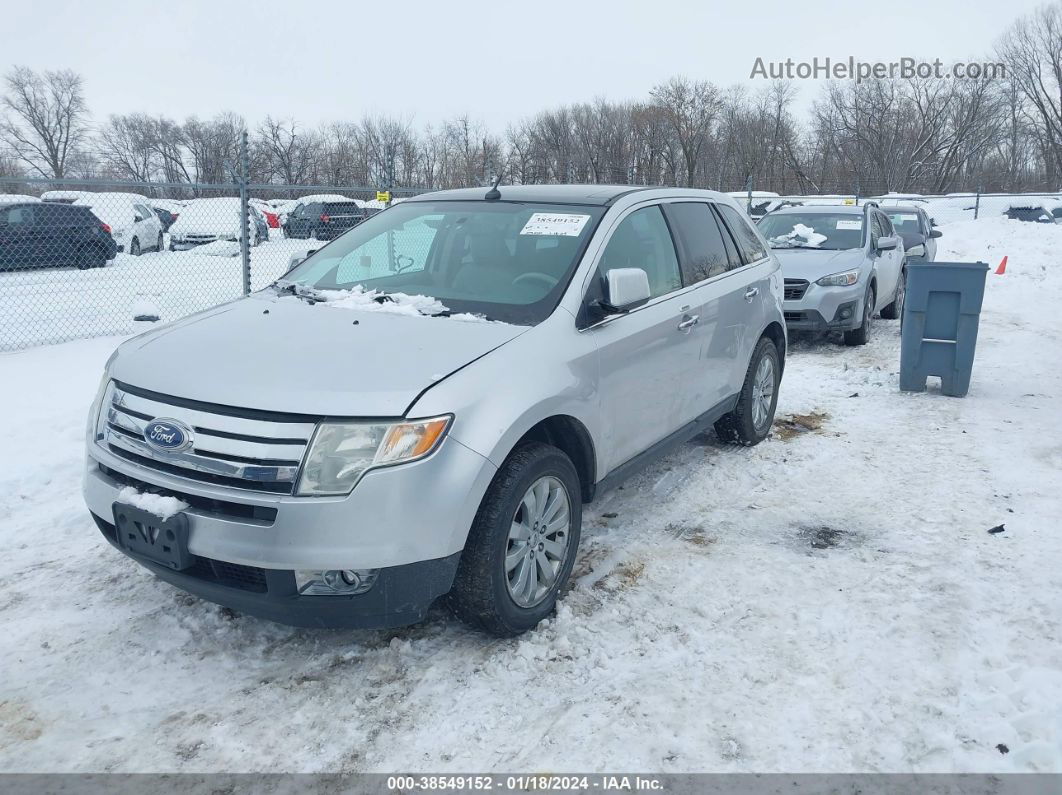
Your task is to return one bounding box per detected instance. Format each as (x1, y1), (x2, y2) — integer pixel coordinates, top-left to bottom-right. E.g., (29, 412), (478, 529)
(0, 218), (1060, 773)
(0, 235), (308, 350)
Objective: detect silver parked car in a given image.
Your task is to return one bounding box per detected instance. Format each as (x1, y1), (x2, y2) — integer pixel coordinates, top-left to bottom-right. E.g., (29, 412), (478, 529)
(84, 185), (786, 635)
(757, 202), (906, 345)
(884, 204), (942, 263)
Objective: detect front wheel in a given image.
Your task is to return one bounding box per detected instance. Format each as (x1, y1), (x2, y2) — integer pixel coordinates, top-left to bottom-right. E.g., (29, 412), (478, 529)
(156, 232), (164, 252)
(843, 286), (875, 346)
(130, 237), (141, 256)
(448, 442), (582, 636)
(714, 336), (781, 445)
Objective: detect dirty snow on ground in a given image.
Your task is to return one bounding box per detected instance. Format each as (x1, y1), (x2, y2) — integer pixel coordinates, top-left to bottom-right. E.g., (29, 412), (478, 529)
(115, 487), (189, 521)
(0, 217), (1060, 773)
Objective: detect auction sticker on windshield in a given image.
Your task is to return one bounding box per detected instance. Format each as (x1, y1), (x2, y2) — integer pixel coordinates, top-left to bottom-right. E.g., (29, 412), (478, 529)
(836, 219), (862, 229)
(520, 213), (591, 236)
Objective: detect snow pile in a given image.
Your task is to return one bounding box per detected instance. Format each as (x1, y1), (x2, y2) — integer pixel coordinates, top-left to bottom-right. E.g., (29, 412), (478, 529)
(190, 240), (240, 258)
(116, 487), (188, 520)
(770, 223), (827, 247)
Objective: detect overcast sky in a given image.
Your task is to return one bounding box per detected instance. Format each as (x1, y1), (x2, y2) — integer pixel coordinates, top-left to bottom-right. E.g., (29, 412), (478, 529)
(2, 0), (1044, 132)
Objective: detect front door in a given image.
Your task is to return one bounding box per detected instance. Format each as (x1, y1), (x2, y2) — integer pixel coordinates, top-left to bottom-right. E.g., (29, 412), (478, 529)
(584, 204), (705, 473)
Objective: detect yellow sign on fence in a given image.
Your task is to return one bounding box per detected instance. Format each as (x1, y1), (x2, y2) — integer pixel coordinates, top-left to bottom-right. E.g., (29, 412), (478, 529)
(376, 191), (392, 203)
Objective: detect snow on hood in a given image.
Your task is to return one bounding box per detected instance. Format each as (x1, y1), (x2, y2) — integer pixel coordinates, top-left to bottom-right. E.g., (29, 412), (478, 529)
(169, 200), (249, 238)
(109, 294), (527, 416)
(305, 284), (496, 324)
(769, 223), (827, 248)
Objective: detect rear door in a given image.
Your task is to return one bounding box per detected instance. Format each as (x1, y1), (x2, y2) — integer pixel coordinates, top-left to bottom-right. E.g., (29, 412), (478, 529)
(583, 203), (705, 473)
(661, 200), (746, 414)
(0, 205), (44, 268)
(714, 203), (775, 396)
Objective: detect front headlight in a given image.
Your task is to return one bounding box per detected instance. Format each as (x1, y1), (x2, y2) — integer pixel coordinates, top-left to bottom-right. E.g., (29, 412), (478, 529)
(86, 373), (111, 445)
(816, 269), (860, 287)
(296, 415), (452, 496)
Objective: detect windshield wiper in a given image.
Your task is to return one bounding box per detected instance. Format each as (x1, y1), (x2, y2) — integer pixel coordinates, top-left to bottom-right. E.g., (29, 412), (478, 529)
(272, 280), (323, 304)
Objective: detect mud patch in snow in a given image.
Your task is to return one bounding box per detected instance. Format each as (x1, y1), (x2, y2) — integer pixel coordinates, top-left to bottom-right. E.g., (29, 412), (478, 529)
(773, 411), (829, 441)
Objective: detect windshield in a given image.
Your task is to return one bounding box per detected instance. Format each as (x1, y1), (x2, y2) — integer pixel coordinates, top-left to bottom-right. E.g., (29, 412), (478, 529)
(758, 213), (865, 250)
(280, 200), (605, 324)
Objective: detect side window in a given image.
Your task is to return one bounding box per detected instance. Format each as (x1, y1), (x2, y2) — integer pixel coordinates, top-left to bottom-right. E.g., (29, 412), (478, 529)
(664, 202), (731, 284)
(716, 204), (767, 266)
(869, 213), (883, 246)
(598, 205), (681, 299)
(4, 206), (35, 227)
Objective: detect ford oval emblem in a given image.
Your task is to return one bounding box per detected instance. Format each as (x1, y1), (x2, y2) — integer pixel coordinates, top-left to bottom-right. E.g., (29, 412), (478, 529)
(143, 418), (193, 452)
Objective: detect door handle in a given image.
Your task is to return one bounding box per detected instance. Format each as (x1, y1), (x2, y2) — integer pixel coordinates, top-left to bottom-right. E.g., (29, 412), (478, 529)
(677, 314), (700, 331)
(744, 287), (759, 302)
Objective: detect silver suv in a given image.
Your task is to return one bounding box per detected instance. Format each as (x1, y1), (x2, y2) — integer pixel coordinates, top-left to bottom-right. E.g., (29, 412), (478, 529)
(757, 203), (906, 345)
(84, 186), (786, 635)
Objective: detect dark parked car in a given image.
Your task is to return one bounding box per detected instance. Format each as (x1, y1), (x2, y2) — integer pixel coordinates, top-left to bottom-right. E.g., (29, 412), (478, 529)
(885, 204), (942, 262)
(152, 206), (178, 232)
(283, 200), (367, 240)
(1003, 205), (1054, 223)
(0, 202), (117, 271)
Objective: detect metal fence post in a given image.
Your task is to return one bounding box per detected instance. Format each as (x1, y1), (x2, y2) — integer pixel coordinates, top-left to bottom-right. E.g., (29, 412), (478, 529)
(974, 185), (981, 220)
(745, 175), (753, 214)
(238, 130), (251, 295)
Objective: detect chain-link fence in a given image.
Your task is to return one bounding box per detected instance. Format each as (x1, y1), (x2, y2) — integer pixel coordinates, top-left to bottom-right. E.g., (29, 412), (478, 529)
(1, 170), (1059, 351)
(0, 172), (427, 351)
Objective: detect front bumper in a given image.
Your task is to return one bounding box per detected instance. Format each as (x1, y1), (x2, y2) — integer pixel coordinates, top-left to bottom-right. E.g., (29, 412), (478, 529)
(84, 435), (497, 627)
(783, 281), (865, 331)
(90, 512), (460, 628)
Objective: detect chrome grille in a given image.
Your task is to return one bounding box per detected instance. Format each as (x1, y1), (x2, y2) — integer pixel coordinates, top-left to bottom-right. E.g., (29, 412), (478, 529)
(96, 381), (316, 494)
(784, 279), (809, 301)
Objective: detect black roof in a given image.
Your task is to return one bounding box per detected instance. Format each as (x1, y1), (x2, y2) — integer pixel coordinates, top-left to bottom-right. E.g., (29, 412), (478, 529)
(408, 184), (649, 206)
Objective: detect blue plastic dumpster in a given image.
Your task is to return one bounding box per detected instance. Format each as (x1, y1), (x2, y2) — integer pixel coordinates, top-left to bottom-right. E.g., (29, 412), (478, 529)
(899, 261), (990, 397)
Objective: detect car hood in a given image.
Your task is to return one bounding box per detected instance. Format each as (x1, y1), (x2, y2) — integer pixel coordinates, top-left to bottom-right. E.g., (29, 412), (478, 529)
(110, 293), (527, 416)
(771, 248), (866, 282)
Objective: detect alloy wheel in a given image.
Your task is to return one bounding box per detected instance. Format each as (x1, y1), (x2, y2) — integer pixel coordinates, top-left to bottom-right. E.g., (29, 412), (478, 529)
(751, 355), (776, 433)
(505, 475), (572, 608)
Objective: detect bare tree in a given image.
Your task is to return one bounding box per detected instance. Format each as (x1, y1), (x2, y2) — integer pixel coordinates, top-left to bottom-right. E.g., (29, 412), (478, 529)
(98, 113), (157, 181)
(650, 76), (721, 186)
(997, 1), (1062, 181)
(1, 66), (90, 178)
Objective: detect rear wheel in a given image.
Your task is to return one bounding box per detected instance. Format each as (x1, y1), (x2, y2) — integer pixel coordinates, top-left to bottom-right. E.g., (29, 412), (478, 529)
(448, 442), (581, 636)
(77, 245), (105, 270)
(130, 237), (141, 256)
(714, 336), (781, 446)
(881, 269), (905, 319)
(843, 285), (875, 346)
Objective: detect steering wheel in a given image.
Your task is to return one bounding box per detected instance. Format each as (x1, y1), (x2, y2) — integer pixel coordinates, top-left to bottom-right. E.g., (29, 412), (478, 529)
(511, 272), (558, 291)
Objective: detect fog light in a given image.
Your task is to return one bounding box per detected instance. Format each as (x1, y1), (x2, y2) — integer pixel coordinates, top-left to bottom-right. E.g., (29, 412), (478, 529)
(295, 568), (379, 596)
(839, 307), (853, 320)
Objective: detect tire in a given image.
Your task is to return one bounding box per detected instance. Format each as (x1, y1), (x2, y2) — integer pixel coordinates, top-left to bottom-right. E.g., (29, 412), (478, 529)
(448, 442), (582, 636)
(880, 268), (905, 320)
(156, 232), (164, 252)
(130, 237), (141, 256)
(77, 245), (105, 270)
(843, 285), (875, 346)
(714, 336), (781, 446)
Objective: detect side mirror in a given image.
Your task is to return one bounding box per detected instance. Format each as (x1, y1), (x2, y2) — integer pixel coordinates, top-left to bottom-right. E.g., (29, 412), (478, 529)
(876, 235), (899, 251)
(906, 244), (926, 258)
(600, 268), (651, 314)
(930, 229), (943, 239)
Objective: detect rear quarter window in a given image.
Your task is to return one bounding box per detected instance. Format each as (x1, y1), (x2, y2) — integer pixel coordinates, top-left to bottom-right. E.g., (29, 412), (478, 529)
(716, 204), (767, 264)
